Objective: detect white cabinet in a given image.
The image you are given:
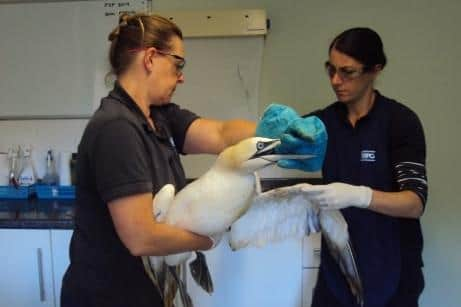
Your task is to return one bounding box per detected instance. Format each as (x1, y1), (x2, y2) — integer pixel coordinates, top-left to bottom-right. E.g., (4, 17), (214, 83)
(302, 234), (321, 269)
(182, 234), (322, 307)
(0, 229), (55, 307)
(50, 230), (73, 307)
(302, 268), (319, 307)
(302, 233), (321, 307)
(0, 229), (73, 307)
(185, 235), (303, 307)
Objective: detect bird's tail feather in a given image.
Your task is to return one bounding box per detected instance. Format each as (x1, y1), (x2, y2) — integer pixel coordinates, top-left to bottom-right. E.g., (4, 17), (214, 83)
(142, 256), (162, 295)
(229, 185), (319, 250)
(145, 256), (194, 307)
(149, 255), (166, 273)
(168, 265), (194, 307)
(165, 251), (193, 266)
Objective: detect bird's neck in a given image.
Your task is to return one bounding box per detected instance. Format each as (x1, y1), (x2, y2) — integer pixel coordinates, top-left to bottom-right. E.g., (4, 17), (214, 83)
(204, 167), (255, 191)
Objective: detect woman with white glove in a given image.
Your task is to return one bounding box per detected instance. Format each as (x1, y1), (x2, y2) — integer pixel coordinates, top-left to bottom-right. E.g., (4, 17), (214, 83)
(302, 182), (423, 218)
(301, 28), (427, 307)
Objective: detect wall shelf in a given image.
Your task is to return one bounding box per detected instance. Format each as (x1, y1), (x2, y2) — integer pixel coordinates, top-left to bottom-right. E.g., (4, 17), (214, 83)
(154, 9), (268, 38)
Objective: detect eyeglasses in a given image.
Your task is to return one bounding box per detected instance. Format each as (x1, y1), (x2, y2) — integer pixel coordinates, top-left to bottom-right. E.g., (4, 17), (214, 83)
(324, 61), (368, 81)
(157, 50), (186, 76)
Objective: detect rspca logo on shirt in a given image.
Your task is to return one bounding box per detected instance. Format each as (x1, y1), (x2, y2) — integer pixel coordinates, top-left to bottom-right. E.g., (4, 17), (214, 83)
(361, 150), (376, 162)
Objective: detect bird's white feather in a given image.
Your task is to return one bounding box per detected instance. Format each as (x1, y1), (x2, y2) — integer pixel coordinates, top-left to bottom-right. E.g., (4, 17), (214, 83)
(150, 137), (284, 266)
(229, 184), (321, 250)
(166, 170), (255, 235)
(228, 183), (363, 305)
(153, 184), (175, 222)
(318, 209), (349, 249)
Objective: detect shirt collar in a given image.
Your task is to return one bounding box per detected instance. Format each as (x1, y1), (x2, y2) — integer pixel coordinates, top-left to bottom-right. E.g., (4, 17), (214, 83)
(333, 90), (384, 125)
(108, 81), (154, 133)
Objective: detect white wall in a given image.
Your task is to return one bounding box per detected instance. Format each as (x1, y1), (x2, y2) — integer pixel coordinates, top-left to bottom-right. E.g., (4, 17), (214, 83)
(0, 0), (460, 306)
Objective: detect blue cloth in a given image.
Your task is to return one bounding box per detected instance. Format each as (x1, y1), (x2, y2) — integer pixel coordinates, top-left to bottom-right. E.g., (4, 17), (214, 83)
(256, 103), (327, 172)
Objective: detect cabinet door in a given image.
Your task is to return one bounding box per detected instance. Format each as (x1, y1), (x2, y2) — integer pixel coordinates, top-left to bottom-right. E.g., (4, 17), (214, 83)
(185, 235), (303, 307)
(50, 229), (73, 307)
(0, 229), (54, 307)
(302, 233), (321, 268)
(302, 268), (319, 307)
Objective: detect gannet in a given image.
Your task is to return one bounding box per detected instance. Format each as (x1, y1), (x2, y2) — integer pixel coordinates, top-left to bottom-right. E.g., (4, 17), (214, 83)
(146, 137), (312, 307)
(229, 183), (364, 306)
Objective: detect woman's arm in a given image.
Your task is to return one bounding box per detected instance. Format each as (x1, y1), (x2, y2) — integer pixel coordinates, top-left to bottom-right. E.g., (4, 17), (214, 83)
(108, 192), (212, 256)
(183, 118), (256, 155)
(302, 182), (424, 219)
(369, 189), (423, 218)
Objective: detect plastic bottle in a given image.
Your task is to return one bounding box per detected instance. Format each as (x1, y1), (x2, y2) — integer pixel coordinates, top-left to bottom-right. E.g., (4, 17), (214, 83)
(59, 151), (72, 185)
(70, 153), (77, 185)
(42, 149), (59, 185)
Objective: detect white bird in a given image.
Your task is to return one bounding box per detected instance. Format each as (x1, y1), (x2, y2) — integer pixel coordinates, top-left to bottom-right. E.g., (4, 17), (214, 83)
(229, 183), (364, 306)
(145, 137), (311, 307)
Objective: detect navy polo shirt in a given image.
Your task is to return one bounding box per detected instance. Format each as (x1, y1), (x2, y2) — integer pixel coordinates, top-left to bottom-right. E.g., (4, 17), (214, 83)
(311, 91), (427, 307)
(62, 82), (198, 307)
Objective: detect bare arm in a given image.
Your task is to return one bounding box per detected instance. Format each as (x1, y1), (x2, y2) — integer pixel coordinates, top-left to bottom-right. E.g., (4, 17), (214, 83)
(183, 118), (256, 154)
(108, 192), (212, 256)
(302, 182), (425, 219)
(369, 189), (423, 219)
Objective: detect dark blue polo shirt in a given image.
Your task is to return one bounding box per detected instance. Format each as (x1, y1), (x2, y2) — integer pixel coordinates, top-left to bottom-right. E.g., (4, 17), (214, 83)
(61, 82), (198, 307)
(311, 91), (427, 307)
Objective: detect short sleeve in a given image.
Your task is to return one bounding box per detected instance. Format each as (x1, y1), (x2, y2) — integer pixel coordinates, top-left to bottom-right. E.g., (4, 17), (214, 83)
(91, 119), (152, 202)
(152, 103), (199, 153)
(390, 106), (426, 164)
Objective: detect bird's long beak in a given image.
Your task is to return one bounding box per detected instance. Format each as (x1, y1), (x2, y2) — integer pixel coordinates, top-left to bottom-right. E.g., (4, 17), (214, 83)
(250, 139), (316, 163)
(262, 153), (316, 163)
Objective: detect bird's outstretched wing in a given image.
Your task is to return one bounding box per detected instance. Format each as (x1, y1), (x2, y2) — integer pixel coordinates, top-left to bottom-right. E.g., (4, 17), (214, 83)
(318, 210), (364, 306)
(229, 183), (320, 250)
(229, 183), (363, 306)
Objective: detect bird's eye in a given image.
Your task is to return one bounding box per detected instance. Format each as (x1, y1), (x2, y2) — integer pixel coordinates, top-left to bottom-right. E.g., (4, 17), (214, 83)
(256, 142), (265, 150)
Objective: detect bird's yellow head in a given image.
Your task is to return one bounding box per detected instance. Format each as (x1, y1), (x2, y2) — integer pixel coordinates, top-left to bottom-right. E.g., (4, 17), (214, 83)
(217, 137), (282, 173)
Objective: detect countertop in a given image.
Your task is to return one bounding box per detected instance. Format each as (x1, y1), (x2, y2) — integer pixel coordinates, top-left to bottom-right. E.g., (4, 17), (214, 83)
(0, 178), (321, 229)
(0, 199), (74, 229)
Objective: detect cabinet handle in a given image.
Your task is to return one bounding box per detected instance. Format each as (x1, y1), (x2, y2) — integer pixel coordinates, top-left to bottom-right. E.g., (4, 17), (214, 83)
(36, 248), (46, 302)
(313, 248), (321, 256)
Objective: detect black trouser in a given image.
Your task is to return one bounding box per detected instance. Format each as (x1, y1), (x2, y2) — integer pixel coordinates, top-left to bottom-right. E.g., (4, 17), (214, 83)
(311, 265), (425, 307)
(61, 264), (163, 307)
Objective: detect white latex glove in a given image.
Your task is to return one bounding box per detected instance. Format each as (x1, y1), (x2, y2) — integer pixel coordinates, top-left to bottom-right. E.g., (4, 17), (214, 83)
(302, 182), (373, 210)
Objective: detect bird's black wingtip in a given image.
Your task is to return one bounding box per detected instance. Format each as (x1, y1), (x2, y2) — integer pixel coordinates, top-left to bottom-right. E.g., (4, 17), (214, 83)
(189, 251), (214, 294)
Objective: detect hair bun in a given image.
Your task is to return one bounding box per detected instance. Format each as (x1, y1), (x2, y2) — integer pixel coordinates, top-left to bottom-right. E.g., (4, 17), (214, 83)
(108, 27), (120, 42)
(118, 13), (130, 25)
(108, 13), (132, 42)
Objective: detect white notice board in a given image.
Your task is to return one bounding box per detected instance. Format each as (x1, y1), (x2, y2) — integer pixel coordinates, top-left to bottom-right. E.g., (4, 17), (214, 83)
(0, 0), (147, 118)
